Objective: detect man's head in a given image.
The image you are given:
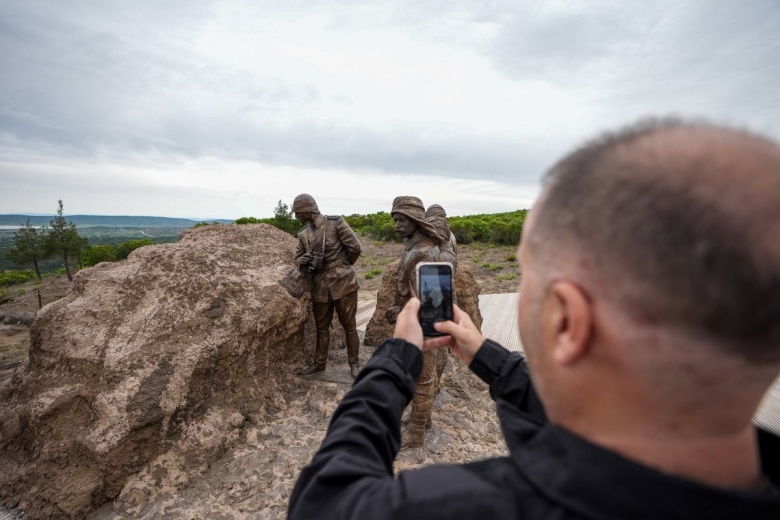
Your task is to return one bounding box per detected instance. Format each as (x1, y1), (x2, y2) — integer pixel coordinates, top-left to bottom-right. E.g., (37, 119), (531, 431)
(293, 194), (320, 223)
(518, 119), (780, 432)
(391, 196), (442, 242)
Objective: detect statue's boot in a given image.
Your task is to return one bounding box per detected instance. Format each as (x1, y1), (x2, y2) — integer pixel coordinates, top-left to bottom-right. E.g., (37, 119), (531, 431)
(345, 328), (360, 378)
(315, 328), (330, 366)
(298, 329), (330, 375)
(401, 350), (437, 449)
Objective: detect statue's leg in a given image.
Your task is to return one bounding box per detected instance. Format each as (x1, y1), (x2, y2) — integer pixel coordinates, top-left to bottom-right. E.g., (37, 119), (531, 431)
(334, 291), (360, 368)
(405, 350), (437, 447)
(312, 298), (334, 366)
(435, 348), (449, 394)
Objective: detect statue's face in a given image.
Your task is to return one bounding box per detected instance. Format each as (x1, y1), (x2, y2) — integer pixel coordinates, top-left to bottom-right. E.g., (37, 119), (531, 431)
(295, 211), (311, 223)
(392, 213), (417, 238)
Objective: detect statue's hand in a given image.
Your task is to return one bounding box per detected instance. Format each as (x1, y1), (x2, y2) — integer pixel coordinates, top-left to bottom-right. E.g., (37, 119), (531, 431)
(299, 252), (313, 266)
(385, 306), (400, 324)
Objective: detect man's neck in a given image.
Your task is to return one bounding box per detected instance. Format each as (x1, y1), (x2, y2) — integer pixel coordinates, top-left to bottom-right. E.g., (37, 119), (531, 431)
(571, 417), (763, 490)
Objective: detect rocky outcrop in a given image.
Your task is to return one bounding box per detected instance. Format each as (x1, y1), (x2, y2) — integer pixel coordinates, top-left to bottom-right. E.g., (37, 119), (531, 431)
(364, 261), (482, 346)
(0, 311), (35, 326)
(0, 224), (314, 519)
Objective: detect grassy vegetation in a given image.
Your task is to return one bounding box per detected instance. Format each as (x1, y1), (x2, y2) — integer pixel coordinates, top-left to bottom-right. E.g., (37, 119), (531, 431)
(364, 268), (383, 279)
(495, 272), (517, 281)
(0, 270), (37, 286)
(482, 262), (504, 271)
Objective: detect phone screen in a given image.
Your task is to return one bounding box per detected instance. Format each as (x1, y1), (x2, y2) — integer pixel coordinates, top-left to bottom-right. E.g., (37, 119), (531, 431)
(418, 263), (454, 337)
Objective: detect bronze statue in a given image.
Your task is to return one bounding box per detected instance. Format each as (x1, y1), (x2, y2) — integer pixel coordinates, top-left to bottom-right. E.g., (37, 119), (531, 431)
(425, 204), (456, 388)
(293, 194), (363, 378)
(386, 196), (444, 448)
(425, 204), (457, 269)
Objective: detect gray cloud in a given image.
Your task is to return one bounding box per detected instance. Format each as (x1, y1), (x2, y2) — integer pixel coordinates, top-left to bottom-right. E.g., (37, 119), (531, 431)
(1, 0), (779, 214)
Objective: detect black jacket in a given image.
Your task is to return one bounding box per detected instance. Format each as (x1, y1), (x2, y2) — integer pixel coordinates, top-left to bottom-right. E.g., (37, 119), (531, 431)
(288, 339), (780, 519)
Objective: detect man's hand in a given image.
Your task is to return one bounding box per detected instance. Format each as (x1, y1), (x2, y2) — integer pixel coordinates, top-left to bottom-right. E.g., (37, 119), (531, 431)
(299, 252), (313, 266)
(423, 304), (484, 365)
(392, 299), (423, 349)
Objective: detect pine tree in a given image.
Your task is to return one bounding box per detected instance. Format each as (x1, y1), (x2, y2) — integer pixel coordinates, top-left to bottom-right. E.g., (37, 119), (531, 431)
(46, 200), (85, 282)
(5, 218), (48, 279)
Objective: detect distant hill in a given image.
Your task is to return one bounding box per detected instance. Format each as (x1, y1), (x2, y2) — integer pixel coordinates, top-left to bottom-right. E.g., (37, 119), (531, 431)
(0, 215), (234, 228)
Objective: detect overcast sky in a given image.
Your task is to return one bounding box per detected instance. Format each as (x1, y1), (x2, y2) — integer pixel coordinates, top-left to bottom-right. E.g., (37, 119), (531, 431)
(1, 1), (779, 219)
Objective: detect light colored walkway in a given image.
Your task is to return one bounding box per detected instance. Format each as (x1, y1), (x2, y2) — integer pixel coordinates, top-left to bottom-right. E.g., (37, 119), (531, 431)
(356, 292), (780, 436)
(479, 293), (522, 352)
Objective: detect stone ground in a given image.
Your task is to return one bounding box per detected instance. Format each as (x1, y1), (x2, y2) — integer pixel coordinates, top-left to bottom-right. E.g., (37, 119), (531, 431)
(89, 344), (507, 520)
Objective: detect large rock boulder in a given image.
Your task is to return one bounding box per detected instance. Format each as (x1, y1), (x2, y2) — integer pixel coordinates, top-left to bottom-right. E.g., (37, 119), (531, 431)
(364, 261), (482, 346)
(0, 224), (314, 519)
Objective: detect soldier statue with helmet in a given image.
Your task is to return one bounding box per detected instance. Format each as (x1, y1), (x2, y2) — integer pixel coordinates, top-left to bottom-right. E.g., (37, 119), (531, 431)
(292, 194), (363, 378)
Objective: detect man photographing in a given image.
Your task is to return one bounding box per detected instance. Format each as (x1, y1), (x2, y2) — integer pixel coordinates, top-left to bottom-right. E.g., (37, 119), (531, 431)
(288, 120), (780, 519)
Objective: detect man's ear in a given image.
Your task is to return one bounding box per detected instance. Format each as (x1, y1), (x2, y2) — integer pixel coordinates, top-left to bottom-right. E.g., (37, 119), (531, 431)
(547, 280), (593, 366)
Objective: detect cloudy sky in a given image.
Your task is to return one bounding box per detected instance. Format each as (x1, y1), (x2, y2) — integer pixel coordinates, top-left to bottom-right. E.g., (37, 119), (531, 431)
(1, 1), (779, 219)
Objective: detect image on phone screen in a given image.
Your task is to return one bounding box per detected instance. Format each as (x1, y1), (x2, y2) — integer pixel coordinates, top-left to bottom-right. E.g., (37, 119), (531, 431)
(418, 263), (454, 337)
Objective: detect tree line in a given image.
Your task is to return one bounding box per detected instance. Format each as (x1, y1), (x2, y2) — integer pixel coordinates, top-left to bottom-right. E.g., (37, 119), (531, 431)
(232, 200), (528, 245)
(4, 200), (152, 284)
(5, 199), (527, 284)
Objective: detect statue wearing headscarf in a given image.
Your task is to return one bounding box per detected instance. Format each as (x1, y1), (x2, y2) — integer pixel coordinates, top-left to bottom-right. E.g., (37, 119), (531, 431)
(386, 196), (444, 449)
(425, 204), (457, 270)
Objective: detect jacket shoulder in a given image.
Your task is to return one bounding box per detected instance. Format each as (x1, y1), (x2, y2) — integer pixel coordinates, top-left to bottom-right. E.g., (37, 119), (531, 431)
(297, 224), (310, 236)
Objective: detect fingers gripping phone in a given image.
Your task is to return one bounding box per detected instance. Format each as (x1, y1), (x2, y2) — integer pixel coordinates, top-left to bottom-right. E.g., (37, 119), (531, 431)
(416, 262), (454, 337)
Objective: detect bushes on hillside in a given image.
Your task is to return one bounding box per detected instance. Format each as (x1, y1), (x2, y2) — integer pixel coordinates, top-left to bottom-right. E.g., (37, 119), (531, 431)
(237, 203), (527, 246)
(83, 245), (118, 267)
(116, 239), (153, 260)
(235, 200), (302, 236)
(0, 270), (37, 286)
(344, 212), (400, 242)
(449, 210), (527, 245)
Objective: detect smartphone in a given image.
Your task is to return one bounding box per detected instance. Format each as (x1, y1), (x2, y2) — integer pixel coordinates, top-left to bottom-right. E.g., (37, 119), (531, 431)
(416, 262), (454, 337)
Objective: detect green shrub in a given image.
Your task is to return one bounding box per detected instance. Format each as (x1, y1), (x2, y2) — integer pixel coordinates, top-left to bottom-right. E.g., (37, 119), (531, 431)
(496, 272), (517, 281)
(505, 253), (516, 262)
(365, 268), (383, 279)
(344, 212), (402, 242)
(0, 270), (36, 286)
(83, 244), (117, 267)
(449, 210), (527, 246)
(0, 288), (9, 302)
(116, 239), (153, 260)
(234, 215), (300, 236)
(234, 217), (262, 225)
(482, 262), (504, 271)
(44, 267), (68, 278)
(16, 288), (26, 296)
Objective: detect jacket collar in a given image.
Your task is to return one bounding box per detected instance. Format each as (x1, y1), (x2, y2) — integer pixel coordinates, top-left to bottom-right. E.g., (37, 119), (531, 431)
(404, 229), (435, 251)
(498, 400), (780, 519)
(309, 213), (326, 230)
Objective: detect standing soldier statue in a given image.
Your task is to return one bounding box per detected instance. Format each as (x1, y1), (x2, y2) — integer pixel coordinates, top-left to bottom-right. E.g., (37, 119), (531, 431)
(293, 194), (363, 378)
(385, 196), (444, 448)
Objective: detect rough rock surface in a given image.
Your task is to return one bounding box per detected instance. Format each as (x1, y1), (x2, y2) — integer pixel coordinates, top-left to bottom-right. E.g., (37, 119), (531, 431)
(89, 346), (507, 519)
(0, 311), (35, 326)
(364, 260), (483, 346)
(0, 224), (316, 519)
